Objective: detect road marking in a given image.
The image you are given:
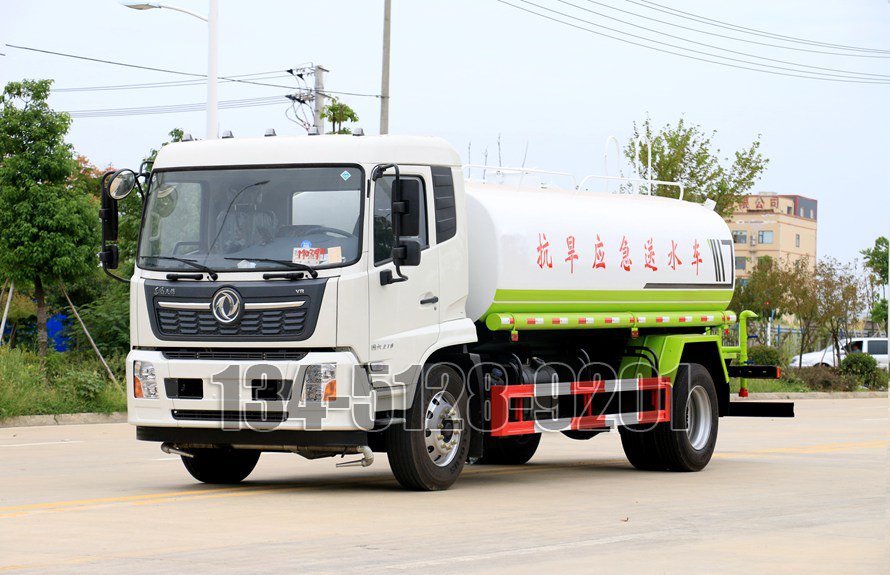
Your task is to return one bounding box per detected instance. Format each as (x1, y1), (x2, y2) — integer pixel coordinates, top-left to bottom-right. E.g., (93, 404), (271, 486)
(1, 438), (887, 520)
(0, 441), (84, 448)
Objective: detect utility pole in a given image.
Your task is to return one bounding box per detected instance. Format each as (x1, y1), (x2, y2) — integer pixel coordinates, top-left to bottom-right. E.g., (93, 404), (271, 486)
(207, 0), (219, 139)
(379, 0), (391, 134)
(314, 64), (328, 134)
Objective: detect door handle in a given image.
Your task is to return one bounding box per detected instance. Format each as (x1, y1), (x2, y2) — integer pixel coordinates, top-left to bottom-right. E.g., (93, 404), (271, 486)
(420, 296), (439, 305)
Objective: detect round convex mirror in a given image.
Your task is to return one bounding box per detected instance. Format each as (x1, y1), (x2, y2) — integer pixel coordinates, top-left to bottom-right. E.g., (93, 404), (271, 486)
(108, 170), (137, 200)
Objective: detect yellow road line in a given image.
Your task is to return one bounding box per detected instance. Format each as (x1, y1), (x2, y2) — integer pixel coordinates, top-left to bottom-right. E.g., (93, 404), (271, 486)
(1, 438), (886, 520)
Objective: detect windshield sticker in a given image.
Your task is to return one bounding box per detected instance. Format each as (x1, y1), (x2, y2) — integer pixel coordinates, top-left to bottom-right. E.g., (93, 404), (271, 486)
(301, 240), (313, 248)
(293, 247), (328, 266)
(236, 259), (257, 269)
(340, 170), (352, 181)
(328, 246), (342, 264)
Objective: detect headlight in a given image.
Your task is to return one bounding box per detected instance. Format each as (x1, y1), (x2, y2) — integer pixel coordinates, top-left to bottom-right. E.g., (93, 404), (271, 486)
(302, 363), (336, 402)
(134, 360), (158, 399)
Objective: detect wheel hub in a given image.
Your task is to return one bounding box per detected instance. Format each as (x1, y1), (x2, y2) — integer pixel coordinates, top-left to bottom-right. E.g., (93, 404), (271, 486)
(423, 391), (462, 467)
(685, 385), (712, 451)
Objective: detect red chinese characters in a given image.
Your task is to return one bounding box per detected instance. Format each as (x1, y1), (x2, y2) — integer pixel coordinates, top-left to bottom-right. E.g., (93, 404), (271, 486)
(565, 236), (578, 273)
(691, 240), (703, 276)
(619, 236), (632, 271)
(667, 240), (682, 271)
(593, 234), (606, 269)
(644, 238), (657, 271)
(536, 233), (553, 269)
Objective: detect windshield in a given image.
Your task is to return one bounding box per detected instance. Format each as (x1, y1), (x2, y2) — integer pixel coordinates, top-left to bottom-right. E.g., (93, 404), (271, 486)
(138, 166), (363, 272)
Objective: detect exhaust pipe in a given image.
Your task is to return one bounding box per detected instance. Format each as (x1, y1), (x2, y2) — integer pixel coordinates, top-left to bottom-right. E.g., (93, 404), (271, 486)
(336, 446), (374, 468)
(161, 443), (194, 459)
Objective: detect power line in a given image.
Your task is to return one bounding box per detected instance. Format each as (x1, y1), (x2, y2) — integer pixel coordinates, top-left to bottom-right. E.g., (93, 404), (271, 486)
(631, 0), (890, 55)
(578, 0), (890, 60)
(53, 74), (294, 93)
(495, 0), (890, 84)
(65, 95), (290, 118)
(4, 44), (296, 90)
(558, 0), (890, 79)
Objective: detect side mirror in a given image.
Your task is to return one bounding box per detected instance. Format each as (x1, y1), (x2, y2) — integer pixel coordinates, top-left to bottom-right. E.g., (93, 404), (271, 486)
(98, 244), (120, 269)
(393, 179), (422, 238)
(108, 169), (139, 200)
(392, 238), (422, 267)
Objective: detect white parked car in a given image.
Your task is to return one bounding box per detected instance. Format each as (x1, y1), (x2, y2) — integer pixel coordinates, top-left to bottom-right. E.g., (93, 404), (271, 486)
(790, 338), (888, 369)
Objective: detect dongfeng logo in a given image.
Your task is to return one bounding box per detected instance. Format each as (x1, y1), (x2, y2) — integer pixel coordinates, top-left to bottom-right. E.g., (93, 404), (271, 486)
(212, 288), (242, 324)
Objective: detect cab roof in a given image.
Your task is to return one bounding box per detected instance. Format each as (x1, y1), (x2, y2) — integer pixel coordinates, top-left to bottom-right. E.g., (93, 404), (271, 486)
(152, 134), (461, 170)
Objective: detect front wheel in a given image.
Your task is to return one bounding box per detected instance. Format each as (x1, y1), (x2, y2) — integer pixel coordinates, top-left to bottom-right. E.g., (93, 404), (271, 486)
(385, 364), (469, 491)
(181, 448), (260, 484)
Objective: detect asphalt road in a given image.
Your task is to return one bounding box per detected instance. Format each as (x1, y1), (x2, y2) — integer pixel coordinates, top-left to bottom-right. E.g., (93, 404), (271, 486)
(1, 398), (887, 574)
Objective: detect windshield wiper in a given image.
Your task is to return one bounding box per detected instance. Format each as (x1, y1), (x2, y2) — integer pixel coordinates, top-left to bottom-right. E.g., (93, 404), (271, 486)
(223, 257), (318, 278)
(144, 256), (219, 280)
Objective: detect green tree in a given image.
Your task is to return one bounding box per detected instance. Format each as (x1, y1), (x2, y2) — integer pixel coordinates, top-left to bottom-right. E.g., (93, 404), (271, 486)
(321, 98), (359, 134)
(0, 79), (98, 355)
(816, 258), (862, 364)
(860, 236), (888, 331)
(781, 257), (821, 367)
(624, 116), (769, 217)
(729, 255), (787, 341)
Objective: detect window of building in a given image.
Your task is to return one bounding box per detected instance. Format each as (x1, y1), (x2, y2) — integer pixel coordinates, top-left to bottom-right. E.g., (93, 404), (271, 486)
(758, 230), (774, 244)
(732, 230), (747, 245)
(787, 206), (791, 215)
(735, 257), (747, 271)
(795, 234), (800, 248)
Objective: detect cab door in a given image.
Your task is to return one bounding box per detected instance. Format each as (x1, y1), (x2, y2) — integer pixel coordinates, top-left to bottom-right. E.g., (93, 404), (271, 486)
(368, 167), (440, 380)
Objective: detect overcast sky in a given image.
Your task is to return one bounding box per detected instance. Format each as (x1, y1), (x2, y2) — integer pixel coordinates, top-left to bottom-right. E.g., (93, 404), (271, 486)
(1, 0), (888, 265)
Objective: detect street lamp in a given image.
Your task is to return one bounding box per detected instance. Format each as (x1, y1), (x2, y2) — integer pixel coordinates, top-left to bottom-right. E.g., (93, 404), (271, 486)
(122, 0), (219, 139)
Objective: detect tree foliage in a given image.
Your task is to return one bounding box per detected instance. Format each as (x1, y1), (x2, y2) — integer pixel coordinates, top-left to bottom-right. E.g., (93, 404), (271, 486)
(860, 236), (888, 332)
(321, 98), (359, 134)
(624, 116), (768, 217)
(0, 79), (98, 354)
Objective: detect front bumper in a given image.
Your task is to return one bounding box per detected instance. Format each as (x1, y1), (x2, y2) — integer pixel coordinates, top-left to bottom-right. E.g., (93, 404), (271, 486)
(126, 349), (375, 432)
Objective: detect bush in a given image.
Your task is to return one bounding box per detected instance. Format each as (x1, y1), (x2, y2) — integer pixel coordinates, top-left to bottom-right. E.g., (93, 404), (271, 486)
(747, 345), (782, 367)
(789, 366), (859, 392)
(839, 353), (886, 390)
(0, 348), (125, 418)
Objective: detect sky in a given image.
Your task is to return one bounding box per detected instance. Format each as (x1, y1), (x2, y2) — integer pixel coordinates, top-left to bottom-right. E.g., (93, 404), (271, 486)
(1, 0), (888, 266)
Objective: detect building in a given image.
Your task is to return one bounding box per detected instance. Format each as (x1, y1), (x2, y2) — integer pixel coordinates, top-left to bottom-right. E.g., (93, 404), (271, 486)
(727, 192), (817, 280)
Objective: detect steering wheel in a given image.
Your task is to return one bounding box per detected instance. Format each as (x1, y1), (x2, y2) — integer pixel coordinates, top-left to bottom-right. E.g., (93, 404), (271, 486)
(288, 225), (352, 238)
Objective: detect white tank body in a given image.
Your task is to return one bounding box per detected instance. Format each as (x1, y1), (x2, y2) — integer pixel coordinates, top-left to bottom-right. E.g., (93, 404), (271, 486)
(464, 181), (735, 322)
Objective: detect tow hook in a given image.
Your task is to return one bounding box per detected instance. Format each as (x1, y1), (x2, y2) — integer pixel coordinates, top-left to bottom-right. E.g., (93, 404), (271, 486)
(336, 446), (374, 468)
(161, 443), (194, 459)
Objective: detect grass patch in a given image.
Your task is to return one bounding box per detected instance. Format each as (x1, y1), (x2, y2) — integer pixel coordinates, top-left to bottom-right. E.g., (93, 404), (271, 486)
(0, 348), (126, 419)
(729, 378), (810, 394)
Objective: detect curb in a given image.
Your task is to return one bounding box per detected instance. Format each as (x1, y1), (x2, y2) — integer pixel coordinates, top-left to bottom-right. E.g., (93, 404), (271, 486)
(739, 391), (887, 400)
(0, 412), (127, 428)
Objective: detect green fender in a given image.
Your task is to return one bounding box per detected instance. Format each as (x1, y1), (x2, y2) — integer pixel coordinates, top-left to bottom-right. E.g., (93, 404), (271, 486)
(619, 333), (730, 385)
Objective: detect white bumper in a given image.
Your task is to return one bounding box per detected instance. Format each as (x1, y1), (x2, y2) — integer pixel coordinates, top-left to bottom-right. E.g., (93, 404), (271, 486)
(126, 349), (375, 431)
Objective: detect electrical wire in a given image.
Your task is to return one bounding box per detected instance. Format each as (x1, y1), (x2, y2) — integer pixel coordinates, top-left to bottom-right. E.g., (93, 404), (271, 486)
(559, 0), (890, 79)
(65, 95), (290, 118)
(631, 0), (890, 55)
(577, 0), (890, 60)
(54, 73), (293, 92)
(495, 0), (890, 84)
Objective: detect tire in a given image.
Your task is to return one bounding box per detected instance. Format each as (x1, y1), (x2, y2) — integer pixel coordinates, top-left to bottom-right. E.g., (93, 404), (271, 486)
(620, 363), (718, 472)
(181, 448), (261, 484)
(385, 363), (470, 491)
(477, 433), (541, 465)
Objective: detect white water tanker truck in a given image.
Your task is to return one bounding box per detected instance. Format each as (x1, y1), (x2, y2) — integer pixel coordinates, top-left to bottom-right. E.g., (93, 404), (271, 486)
(98, 134), (792, 491)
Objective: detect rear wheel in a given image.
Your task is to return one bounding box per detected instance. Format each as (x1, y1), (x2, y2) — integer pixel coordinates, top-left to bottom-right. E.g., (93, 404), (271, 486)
(385, 364), (469, 490)
(477, 433), (541, 465)
(619, 364), (718, 472)
(181, 448), (260, 484)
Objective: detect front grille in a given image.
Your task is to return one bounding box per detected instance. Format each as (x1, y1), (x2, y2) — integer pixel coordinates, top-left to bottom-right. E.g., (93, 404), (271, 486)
(162, 349), (308, 361)
(171, 409), (288, 423)
(156, 308), (306, 338)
